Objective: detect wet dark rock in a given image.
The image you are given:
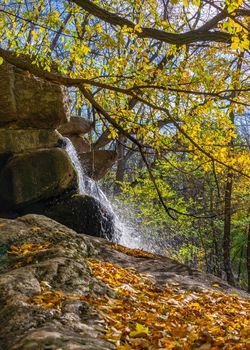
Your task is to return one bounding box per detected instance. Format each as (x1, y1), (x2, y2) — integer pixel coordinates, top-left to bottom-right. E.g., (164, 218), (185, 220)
(0, 152), (11, 169)
(43, 194), (115, 240)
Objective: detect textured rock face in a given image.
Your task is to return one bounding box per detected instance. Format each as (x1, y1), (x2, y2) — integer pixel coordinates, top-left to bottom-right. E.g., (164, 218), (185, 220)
(0, 61), (16, 123)
(0, 62), (70, 128)
(0, 148), (78, 209)
(58, 116), (93, 136)
(0, 214), (114, 350)
(0, 214), (248, 350)
(0, 129), (62, 154)
(44, 194), (115, 240)
(70, 135), (91, 154)
(80, 150), (117, 180)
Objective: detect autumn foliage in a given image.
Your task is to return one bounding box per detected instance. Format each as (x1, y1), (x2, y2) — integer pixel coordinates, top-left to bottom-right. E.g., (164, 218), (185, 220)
(88, 258), (250, 350)
(19, 240), (249, 350)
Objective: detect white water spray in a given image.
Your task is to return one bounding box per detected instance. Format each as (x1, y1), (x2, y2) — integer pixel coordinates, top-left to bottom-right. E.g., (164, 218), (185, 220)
(65, 138), (156, 250)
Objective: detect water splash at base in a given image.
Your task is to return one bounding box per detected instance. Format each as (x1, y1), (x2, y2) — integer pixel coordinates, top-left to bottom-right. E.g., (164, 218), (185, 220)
(64, 138), (159, 250)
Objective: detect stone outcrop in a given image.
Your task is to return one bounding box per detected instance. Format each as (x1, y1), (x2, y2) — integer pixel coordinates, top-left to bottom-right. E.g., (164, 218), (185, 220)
(0, 62), (70, 128)
(58, 117), (117, 179)
(80, 150), (117, 180)
(58, 116), (93, 136)
(57, 116), (93, 155)
(0, 214), (248, 349)
(0, 149), (78, 210)
(0, 59), (116, 240)
(0, 214), (114, 350)
(0, 60), (80, 214)
(70, 135), (91, 154)
(43, 194), (115, 240)
(0, 129), (62, 154)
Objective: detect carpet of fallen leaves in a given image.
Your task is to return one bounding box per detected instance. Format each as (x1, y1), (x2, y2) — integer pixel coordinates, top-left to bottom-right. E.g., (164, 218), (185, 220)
(87, 258), (250, 350)
(108, 243), (158, 259)
(19, 239), (250, 349)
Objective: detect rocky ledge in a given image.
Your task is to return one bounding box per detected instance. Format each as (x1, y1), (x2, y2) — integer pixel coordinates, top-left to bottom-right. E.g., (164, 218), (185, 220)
(0, 215), (249, 350)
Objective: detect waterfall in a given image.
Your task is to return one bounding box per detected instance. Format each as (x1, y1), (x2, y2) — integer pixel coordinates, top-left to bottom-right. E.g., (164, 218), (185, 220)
(65, 138), (112, 209)
(64, 138), (155, 250)
(65, 139), (85, 194)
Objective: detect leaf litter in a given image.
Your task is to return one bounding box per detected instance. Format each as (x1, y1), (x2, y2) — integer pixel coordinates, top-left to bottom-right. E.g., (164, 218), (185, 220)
(25, 249), (250, 349)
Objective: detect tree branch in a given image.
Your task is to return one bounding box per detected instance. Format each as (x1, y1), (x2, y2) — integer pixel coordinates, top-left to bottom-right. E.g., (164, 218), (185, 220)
(71, 0), (233, 45)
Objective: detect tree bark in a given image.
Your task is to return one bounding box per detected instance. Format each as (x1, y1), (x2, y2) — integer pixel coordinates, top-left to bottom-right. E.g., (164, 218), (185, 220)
(114, 135), (126, 194)
(247, 224), (250, 293)
(223, 174), (235, 286)
(71, 0), (236, 45)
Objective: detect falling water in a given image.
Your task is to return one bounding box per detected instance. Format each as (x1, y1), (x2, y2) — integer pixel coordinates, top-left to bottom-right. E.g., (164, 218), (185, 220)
(65, 139), (85, 194)
(65, 138), (112, 208)
(64, 138), (156, 250)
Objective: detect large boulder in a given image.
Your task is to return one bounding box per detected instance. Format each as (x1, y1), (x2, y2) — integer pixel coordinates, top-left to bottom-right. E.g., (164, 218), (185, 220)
(0, 61), (70, 128)
(0, 148), (78, 210)
(0, 214), (248, 350)
(69, 135), (91, 154)
(44, 194), (115, 240)
(0, 129), (62, 154)
(0, 61), (16, 125)
(0, 214), (114, 350)
(80, 150), (117, 180)
(58, 116), (93, 136)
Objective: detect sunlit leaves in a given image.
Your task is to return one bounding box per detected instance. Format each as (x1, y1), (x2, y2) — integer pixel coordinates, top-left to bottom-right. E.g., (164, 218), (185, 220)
(109, 243), (158, 258)
(226, 0), (244, 13)
(87, 258), (250, 349)
(8, 242), (50, 256)
(30, 282), (87, 310)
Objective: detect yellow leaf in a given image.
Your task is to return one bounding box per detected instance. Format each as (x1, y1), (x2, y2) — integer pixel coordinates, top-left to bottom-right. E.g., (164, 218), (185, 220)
(212, 283), (220, 288)
(31, 227), (41, 232)
(44, 303), (55, 309)
(130, 323), (149, 337)
(192, 0), (200, 5)
(134, 24), (143, 33)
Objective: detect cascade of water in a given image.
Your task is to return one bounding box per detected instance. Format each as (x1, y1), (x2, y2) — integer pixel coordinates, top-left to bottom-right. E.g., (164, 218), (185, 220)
(64, 137), (155, 249)
(65, 138), (86, 194)
(65, 138), (110, 205)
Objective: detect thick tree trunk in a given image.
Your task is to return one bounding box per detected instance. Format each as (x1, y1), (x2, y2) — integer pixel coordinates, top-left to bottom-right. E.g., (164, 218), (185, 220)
(223, 174), (235, 286)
